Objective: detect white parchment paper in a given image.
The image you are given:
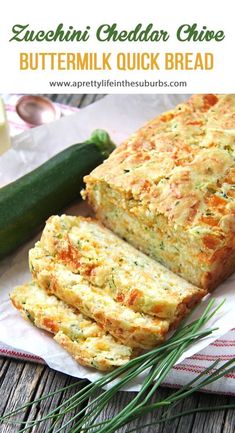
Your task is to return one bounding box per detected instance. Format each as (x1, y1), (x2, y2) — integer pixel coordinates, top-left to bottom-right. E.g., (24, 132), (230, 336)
(0, 94), (234, 391)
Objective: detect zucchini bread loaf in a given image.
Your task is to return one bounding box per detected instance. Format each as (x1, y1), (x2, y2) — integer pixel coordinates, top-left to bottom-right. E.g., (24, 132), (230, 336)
(28, 215), (205, 349)
(11, 282), (132, 370)
(83, 94), (235, 290)
(37, 215), (205, 321)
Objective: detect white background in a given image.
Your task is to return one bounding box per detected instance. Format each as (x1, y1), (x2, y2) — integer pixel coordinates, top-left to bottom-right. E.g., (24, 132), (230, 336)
(0, 0), (234, 93)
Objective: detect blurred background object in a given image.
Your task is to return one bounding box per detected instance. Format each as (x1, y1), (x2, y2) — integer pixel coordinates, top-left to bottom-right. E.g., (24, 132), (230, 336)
(0, 97), (11, 155)
(0, 94), (106, 137)
(15, 95), (61, 126)
(0, 94), (81, 137)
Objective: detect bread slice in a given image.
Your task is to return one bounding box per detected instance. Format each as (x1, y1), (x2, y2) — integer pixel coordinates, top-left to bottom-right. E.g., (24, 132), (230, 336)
(38, 214), (205, 322)
(29, 242), (170, 349)
(83, 94), (235, 290)
(10, 282), (132, 371)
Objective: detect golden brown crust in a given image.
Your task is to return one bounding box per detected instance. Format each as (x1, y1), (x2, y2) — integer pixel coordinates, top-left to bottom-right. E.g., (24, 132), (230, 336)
(29, 243), (170, 349)
(10, 282), (132, 371)
(84, 94), (235, 290)
(202, 248), (235, 291)
(39, 215), (205, 321)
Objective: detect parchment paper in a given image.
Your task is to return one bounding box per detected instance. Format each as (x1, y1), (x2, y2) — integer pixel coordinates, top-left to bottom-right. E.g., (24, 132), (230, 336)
(0, 94), (234, 391)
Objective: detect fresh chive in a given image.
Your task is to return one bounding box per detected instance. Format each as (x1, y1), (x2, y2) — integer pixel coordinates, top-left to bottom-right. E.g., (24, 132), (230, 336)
(0, 299), (234, 433)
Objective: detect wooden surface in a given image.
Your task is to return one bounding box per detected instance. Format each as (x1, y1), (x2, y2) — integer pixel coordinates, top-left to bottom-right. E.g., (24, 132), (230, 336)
(0, 94), (235, 433)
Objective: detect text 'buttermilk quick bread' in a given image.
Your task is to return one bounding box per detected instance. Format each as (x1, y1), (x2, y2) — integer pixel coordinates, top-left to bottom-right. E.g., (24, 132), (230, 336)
(10, 282), (132, 371)
(83, 94), (235, 291)
(29, 215), (205, 349)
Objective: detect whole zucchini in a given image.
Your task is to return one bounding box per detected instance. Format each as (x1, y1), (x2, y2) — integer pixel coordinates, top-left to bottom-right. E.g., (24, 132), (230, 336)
(0, 130), (115, 259)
